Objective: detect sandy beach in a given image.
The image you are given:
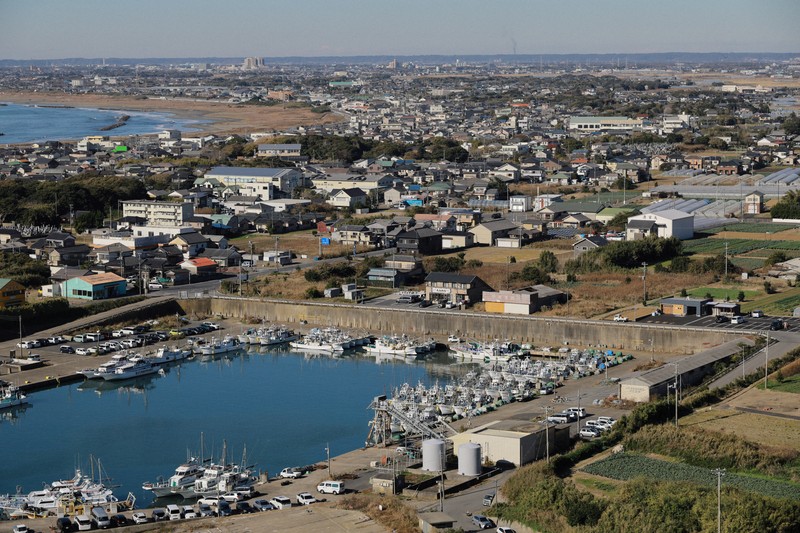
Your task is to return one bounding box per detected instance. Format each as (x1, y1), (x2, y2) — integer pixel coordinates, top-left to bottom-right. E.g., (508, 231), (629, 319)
(0, 90), (343, 137)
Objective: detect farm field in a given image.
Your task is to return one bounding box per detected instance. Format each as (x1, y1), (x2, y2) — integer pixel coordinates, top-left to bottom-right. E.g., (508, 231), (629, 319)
(582, 453), (800, 500)
(704, 223), (798, 234)
(759, 374), (800, 394)
(738, 287), (800, 314)
(686, 286), (759, 300)
(680, 409), (800, 450)
(683, 237), (800, 256)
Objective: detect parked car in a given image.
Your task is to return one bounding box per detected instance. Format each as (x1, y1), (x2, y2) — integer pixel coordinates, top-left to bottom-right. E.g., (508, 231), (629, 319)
(12, 525), (30, 533)
(151, 508), (167, 521)
(60, 345), (76, 354)
(75, 347), (91, 356)
(613, 314), (628, 322)
(198, 496), (225, 507)
(279, 467), (303, 479)
(580, 427), (601, 439)
(182, 505), (197, 519)
(16, 340), (40, 349)
(751, 309), (764, 318)
(110, 513), (129, 527)
(497, 528), (517, 533)
(296, 492), (317, 505)
(418, 299), (432, 308)
(252, 499), (274, 511)
(56, 516), (73, 532)
(596, 416), (617, 426)
(471, 514), (495, 529)
(565, 407), (587, 418)
(197, 503), (215, 517)
(316, 480), (345, 494)
(731, 315), (747, 325)
(235, 501), (254, 514)
(715, 315), (729, 323)
(148, 282), (164, 290)
(222, 492), (244, 503)
(483, 493), (495, 506)
(269, 496), (292, 510)
(131, 512), (149, 524)
(216, 501), (233, 517)
(201, 321), (221, 330)
(47, 336), (65, 344)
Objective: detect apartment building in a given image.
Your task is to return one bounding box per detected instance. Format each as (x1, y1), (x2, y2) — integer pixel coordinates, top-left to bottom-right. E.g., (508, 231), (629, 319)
(122, 200), (194, 227)
(204, 166), (303, 198)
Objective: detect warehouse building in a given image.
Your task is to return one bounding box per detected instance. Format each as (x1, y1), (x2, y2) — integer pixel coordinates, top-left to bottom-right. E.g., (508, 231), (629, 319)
(450, 420), (571, 466)
(482, 285), (567, 315)
(619, 338), (755, 402)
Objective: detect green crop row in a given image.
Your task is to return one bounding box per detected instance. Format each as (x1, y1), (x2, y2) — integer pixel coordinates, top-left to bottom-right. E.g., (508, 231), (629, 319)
(705, 223), (798, 234)
(583, 453), (800, 501)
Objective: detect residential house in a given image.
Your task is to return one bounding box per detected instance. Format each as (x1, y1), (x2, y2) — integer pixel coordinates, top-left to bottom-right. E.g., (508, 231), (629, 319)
(469, 219), (520, 245)
(199, 247), (242, 268)
(179, 257), (218, 278)
(0, 278), (25, 308)
(48, 244), (91, 267)
(169, 232), (209, 259)
(413, 214), (456, 231)
(396, 227), (443, 255)
(573, 235), (609, 257)
(88, 243), (133, 264)
(424, 272), (493, 306)
(328, 188), (369, 209)
(257, 143), (302, 157)
(332, 225), (375, 247)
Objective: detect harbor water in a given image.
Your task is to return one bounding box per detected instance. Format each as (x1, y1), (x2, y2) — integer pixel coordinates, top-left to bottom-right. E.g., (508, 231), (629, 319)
(0, 347), (469, 504)
(0, 103), (204, 144)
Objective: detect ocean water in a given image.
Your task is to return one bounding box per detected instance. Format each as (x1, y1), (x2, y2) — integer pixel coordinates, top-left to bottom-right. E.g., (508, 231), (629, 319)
(0, 102), (205, 144)
(0, 348), (470, 504)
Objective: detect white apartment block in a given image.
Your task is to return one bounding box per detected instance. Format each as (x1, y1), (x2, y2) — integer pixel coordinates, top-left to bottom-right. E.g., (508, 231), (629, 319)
(205, 166), (303, 198)
(122, 200), (194, 227)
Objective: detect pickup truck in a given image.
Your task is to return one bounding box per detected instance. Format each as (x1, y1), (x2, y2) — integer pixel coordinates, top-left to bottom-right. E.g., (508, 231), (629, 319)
(279, 467), (303, 479)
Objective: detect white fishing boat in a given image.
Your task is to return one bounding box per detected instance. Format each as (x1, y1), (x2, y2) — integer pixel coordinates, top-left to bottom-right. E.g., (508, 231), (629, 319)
(142, 459), (205, 498)
(76, 353), (131, 379)
(103, 359), (158, 381)
(200, 336), (240, 356)
(259, 326), (298, 346)
(0, 384), (27, 410)
(149, 346), (191, 365)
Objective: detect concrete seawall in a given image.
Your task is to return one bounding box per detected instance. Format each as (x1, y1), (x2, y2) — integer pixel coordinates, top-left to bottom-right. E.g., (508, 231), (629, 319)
(178, 297), (746, 354)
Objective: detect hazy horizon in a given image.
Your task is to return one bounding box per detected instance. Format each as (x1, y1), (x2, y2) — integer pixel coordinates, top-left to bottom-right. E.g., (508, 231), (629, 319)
(1, 0), (798, 61)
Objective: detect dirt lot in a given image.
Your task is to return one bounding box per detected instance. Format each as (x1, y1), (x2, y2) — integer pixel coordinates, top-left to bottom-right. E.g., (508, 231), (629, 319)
(681, 408), (800, 451)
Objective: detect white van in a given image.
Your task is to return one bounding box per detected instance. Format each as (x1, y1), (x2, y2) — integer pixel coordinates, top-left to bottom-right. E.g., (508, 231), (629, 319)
(75, 514), (92, 531)
(316, 480), (345, 495)
(166, 504), (183, 520)
(565, 407), (586, 418)
(91, 507), (110, 529)
(547, 414), (571, 424)
(731, 315), (746, 325)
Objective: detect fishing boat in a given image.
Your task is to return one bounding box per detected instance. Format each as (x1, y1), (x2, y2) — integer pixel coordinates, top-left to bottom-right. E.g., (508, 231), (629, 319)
(103, 359), (158, 381)
(0, 384), (27, 410)
(142, 458), (205, 498)
(200, 336), (241, 356)
(76, 353), (132, 379)
(148, 346), (191, 365)
(259, 325), (298, 346)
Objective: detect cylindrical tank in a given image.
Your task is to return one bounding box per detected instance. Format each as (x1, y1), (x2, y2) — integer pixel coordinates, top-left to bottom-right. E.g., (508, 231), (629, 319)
(421, 439), (445, 472)
(457, 443), (482, 476)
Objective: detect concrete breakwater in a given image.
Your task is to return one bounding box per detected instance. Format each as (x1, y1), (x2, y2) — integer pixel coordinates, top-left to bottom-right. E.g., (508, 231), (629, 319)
(178, 297), (745, 354)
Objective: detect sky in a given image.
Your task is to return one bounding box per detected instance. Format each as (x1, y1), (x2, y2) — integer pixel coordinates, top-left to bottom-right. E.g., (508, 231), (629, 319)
(1, 0), (798, 60)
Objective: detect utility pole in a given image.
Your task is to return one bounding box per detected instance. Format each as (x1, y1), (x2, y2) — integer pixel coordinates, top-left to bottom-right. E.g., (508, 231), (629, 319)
(724, 242), (728, 279)
(713, 468), (725, 533)
(542, 406), (553, 463)
(667, 362), (679, 427)
(642, 262), (648, 305)
(764, 331), (770, 389)
(325, 443), (331, 477)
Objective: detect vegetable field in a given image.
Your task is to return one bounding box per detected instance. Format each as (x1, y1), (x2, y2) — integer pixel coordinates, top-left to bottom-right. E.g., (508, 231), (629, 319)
(704, 223), (798, 234)
(582, 453), (800, 501)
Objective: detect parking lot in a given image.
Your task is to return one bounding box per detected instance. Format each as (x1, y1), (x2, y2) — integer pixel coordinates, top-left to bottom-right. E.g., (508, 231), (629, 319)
(638, 312), (800, 332)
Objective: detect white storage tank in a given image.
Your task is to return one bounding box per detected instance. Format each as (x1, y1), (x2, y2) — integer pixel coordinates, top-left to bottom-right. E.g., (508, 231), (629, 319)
(421, 439), (445, 472)
(458, 442), (482, 476)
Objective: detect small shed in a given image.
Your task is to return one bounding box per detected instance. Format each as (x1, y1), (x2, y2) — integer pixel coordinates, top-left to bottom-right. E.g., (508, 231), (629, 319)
(419, 512), (456, 533)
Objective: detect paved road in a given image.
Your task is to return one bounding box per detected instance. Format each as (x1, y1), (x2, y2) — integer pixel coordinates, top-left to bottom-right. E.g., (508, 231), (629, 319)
(708, 330), (800, 389)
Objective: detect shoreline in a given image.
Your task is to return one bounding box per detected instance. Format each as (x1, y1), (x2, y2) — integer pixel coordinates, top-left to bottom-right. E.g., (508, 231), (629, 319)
(0, 90), (343, 138)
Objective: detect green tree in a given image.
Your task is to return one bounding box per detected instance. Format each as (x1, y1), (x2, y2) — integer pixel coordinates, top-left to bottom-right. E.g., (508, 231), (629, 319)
(537, 250), (559, 273)
(737, 290), (745, 302)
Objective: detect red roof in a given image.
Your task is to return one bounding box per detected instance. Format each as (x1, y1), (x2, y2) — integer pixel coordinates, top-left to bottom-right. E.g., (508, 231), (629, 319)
(186, 258), (217, 267)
